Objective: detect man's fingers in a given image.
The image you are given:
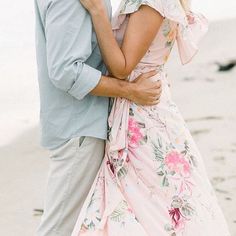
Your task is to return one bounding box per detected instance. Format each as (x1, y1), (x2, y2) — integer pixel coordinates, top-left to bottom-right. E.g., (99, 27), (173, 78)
(148, 87), (162, 97)
(137, 96), (161, 106)
(152, 80), (162, 88)
(134, 70), (157, 82)
(148, 93), (161, 100)
(142, 70), (158, 78)
(156, 80), (162, 88)
(145, 99), (160, 106)
(144, 95), (161, 105)
(150, 98), (161, 105)
(146, 80), (162, 90)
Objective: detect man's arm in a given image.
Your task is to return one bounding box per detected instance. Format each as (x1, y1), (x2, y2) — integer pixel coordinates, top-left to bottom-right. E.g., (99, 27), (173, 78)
(91, 71), (162, 106)
(45, 0), (103, 100)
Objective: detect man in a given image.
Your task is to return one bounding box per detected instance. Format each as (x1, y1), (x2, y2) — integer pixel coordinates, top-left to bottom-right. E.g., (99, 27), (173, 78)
(34, 0), (162, 235)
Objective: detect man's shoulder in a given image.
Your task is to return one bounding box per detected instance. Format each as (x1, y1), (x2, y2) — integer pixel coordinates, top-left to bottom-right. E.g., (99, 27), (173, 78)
(36, 0), (83, 9)
(36, 0), (86, 18)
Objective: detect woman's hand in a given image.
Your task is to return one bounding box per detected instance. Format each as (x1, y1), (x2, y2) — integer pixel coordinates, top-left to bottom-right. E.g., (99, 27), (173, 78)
(80, 0), (106, 15)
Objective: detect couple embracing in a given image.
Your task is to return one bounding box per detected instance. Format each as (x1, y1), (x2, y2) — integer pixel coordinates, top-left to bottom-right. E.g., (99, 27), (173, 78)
(34, 0), (230, 235)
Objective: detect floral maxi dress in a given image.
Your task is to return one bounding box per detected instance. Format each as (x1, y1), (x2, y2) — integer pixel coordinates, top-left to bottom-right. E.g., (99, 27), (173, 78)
(72, 0), (231, 235)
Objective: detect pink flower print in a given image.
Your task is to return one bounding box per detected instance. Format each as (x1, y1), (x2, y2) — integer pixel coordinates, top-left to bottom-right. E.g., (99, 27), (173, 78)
(127, 207), (133, 214)
(187, 13), (196, 24)
(169, 208), (185, 230)
(164, 151), (191, 176)
(128, 118), (144, 147)
(118, 149), (124, 159)
(107, 160), (115, 175)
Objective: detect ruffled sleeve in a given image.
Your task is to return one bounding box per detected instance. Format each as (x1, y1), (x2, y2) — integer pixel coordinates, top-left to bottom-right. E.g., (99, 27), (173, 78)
(176, 12), (208, 64)
(112, 0), (208, 65)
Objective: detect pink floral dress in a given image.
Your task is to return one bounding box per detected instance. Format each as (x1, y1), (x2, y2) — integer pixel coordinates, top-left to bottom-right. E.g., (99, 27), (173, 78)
(72, 0), (231, 235)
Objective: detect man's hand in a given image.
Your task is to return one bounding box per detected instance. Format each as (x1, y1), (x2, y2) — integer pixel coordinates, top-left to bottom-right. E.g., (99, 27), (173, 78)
(127, 70), (162, 106)
(90, 71), (162, 106)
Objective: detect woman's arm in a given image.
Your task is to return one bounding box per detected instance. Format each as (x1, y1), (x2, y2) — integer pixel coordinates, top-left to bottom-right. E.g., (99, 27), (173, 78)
(81, 0), (164, 79)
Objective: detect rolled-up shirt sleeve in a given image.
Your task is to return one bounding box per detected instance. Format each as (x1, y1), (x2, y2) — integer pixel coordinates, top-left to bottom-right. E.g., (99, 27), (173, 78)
(45, 0), (101, 100)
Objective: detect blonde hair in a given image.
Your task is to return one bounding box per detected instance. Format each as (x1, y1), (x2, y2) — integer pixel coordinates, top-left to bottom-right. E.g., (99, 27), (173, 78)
(180, 0), (190, 13)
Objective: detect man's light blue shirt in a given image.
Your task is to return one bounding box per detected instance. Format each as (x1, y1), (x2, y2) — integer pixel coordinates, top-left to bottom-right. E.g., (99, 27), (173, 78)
(34, 0), (112, 149)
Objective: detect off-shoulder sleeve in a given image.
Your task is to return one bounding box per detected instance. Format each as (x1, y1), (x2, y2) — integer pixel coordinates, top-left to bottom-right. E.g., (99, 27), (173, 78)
(119, 0), (165, 16)
(112, 0), (208, 65)
(112, 0), (165, 30)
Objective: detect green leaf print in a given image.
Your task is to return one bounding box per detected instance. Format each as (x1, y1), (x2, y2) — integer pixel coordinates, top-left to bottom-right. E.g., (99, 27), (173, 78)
(157, 138), (163, 149)
(162, 175), (170, 187)
(110, 201), (128, 222)
(164, 223), (174, 232)
(140, 135), (148, 145)
(152, 141), (164, 162)
(129, 107), (134, 116)
(181, 203), (195, 217)
(117, 166), (128, 179)
(165, 41), (173, 48)
(164, 223), (176, 236)
(121, 0), (142, 12)
(162, 20), (171, 37)
(157, 170), (165, 176)
(184, 140), (190, 152)
(189, 155), (198, 167)
(137, 122), (146, 128)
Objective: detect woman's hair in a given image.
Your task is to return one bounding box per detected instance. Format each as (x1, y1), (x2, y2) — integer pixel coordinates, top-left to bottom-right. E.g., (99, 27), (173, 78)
(180, 0), (190, 13)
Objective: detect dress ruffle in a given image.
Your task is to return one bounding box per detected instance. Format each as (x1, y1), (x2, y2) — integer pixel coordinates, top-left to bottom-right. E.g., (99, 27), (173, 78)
(112, 0), (208, 64)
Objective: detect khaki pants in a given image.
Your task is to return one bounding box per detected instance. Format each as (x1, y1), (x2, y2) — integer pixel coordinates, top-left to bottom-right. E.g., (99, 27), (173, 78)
(36, 136), (105, 236)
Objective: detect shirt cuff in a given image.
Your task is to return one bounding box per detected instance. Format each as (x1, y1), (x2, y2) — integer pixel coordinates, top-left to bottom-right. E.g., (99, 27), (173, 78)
(68, 64), (102, 100)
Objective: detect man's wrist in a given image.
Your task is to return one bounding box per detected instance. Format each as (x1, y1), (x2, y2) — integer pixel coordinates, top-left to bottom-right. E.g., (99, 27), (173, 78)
(90, 75), (136, 100)
(117, 80), (135, 101)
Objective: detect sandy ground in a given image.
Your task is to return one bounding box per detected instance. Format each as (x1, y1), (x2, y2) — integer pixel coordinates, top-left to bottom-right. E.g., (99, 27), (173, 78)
(0, 16), (236, 236)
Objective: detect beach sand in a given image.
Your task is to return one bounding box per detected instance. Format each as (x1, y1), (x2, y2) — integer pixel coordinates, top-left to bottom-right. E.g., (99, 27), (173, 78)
(0, 17), (236, 235)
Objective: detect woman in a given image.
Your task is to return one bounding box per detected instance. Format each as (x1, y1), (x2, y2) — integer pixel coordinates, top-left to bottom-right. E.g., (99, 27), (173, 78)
(72, 0), (230, 235)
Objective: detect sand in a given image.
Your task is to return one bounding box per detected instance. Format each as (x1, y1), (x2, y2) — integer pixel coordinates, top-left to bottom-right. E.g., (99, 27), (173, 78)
(0, 14), (236, 236)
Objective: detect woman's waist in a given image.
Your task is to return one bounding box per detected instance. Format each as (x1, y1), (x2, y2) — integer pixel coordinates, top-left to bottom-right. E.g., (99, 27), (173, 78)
(128, 63), (170, 88)
(134, 63), (164, 71)
(128, 64), (166, 80)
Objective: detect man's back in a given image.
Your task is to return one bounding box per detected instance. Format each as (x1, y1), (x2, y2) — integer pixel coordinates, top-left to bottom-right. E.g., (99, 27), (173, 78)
(34, 0), (112, 149)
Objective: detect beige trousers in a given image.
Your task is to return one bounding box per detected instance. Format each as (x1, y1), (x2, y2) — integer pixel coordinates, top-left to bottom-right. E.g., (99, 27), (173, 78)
(36, 136), (105, 236)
